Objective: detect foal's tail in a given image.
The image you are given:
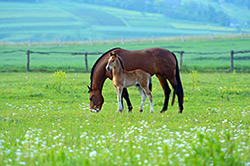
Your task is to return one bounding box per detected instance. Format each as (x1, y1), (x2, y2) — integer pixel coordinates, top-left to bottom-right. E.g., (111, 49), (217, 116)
(171, 52), (184, 106)
(148, 73), (152, 91)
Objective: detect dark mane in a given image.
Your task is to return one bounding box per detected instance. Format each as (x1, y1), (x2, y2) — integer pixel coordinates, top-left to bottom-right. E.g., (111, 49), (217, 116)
(117, 56), (125, 70)
(90, 47), (121, 88)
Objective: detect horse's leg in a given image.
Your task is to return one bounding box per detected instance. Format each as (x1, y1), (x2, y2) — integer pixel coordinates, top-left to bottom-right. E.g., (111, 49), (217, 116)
(122, 88), (133, 112)
(116, 87), (124, 113)
(168, 78), (184, 113)
(156, 74), (171, 113)
(144, 88), (153, 113)
(136, 86), (146, 112)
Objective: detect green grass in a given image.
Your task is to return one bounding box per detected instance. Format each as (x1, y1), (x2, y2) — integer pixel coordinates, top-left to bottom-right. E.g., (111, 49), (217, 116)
(0, 1), (249, 42)
(1, 35), (250, 72)
(0, 72), (250, 165)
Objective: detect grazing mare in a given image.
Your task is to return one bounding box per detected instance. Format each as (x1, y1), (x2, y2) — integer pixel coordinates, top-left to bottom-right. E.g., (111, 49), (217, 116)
(106, 52), (153, 113)
(88, 47), (184, 113)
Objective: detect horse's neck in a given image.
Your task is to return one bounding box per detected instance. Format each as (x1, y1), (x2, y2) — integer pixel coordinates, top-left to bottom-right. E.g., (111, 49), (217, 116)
(92, 78), (107, 93)
(92, 67), (107, 92)
(112, 61), (124, 76)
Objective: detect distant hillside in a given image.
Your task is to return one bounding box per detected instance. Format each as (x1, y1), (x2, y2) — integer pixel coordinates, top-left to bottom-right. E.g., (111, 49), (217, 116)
(77, 0), (250, 26)
(0, 0), (249, 42)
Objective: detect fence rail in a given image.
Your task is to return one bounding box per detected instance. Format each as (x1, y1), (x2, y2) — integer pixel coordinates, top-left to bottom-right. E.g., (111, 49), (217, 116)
(173, 50), (250, 71)
(0, 49), (250, 72)
(25, 50), (103, 72)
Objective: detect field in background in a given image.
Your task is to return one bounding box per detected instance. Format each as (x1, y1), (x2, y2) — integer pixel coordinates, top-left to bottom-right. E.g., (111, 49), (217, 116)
(0, 72), (249, 165)
(0, 1), (249, 42)
(1, 34), (250, 72)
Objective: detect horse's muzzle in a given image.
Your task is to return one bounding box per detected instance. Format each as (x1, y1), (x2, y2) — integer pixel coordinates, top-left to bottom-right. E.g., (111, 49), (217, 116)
(106, 66), (112, 71)
(90, 109), (99, 113)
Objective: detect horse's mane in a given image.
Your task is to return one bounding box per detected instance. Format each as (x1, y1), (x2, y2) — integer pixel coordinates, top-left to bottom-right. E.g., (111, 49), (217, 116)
(90, 47), (121, 88)
(117, 56), (125, 70)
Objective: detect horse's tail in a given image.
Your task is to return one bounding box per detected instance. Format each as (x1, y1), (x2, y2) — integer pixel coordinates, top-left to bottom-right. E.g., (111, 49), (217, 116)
(171, 52), (184, 106)
(148, 73), (152, 91)
(171, 91), (176, 106)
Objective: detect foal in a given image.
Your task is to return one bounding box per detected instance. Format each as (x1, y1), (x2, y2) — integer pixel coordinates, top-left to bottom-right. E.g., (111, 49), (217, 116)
(106, 52), (153, 113)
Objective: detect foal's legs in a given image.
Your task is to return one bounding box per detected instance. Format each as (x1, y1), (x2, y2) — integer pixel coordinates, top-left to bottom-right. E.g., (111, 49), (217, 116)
(144, 88), (153, 113)
(136, 86), (146, 112)
(116, 86), (124, 113)
(156, 74), (171, 113)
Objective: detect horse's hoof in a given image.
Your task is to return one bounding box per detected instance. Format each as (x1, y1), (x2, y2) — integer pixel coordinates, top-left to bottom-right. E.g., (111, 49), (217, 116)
(160, 110), (166, 113)
(128, 106), (133, 112)
(139, 110), (143, 112)
(178, 107), (183, 113)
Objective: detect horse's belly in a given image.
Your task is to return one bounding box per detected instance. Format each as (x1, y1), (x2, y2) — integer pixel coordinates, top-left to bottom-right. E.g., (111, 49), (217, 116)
(124, 80), (135, 88)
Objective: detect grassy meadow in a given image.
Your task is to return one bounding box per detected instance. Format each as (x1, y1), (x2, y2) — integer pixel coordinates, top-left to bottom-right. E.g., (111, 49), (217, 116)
(1, 35), (250, 72)
(0, 71), (250, 165)
(0, 36), (250, 165)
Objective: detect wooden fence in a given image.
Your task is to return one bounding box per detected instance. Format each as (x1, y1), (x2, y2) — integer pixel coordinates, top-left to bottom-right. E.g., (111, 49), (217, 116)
(0, 49), (250, 72)
(25, 50), (103, 72)
(173, 50), (250, 71)
(24, 32), (250, 47)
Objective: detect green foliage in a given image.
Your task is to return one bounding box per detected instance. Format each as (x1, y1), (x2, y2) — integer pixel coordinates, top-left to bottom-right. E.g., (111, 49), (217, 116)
(190, 70), (198, 90)
(224, 0), (250, 9)
(52, 70), (67, 93)
(164, 2), (229, 26)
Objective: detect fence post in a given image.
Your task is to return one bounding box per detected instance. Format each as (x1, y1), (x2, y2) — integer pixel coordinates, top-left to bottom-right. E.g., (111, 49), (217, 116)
(85, 52), (88, 72)
(230, 50), (234, 71)
(27, 50), (30, 72)
(28, 40), (31, 48)
(179, 51), (184, 70)
(59, 38), (62, 47)
(90, 38), (93, 46)
(152, 35), (155, 44)
(211, 32), (214, 40)
(241, 31), (244, 40)
(121, 37), (125, 45)
(181, 34), (185, 42)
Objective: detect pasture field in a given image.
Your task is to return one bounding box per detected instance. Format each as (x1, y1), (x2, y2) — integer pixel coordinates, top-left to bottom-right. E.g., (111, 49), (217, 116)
(0, 35), (250, 72)
(1, 1), (249, 42)
(0, 72), (250, 165)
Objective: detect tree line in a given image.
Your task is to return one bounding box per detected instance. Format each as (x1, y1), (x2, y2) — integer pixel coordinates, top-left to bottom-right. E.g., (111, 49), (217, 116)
(5, 0), (249, 26)
(73, 0), (249, 26)
(222, 0), (250, 9)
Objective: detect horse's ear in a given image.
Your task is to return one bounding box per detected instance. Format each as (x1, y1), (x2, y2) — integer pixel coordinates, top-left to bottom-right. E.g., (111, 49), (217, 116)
(110, 51), (116, 57)
(87, 85), (92, 93)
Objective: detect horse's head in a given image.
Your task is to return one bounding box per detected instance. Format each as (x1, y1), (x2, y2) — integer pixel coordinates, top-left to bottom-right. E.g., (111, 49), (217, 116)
(106, 52), (117, 71)
(88, 86), (104, 112)
(106, 52), (125, 71)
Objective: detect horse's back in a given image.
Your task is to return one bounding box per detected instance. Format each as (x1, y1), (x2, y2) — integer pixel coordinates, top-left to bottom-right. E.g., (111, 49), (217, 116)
(123, 69), (150, 88)
(115, 48), (176, 77)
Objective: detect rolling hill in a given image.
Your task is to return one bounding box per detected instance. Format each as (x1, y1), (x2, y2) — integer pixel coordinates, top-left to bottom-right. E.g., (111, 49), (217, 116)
(0, 0), (249, 42)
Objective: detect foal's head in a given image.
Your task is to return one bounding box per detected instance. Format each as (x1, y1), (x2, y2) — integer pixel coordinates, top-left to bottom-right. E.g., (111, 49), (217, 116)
(106, 52), (124, 71)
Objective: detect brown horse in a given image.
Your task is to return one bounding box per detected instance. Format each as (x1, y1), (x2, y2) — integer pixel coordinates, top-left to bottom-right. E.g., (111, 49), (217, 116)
(106, 52), (153, 113)
(88, 47), (184, 113)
